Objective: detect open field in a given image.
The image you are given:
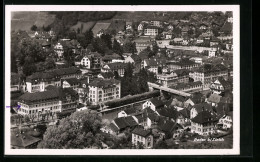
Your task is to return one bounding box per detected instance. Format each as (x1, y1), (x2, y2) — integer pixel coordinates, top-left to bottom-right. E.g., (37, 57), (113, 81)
(11, 12), (55, 31)
(70, 21), (96, 33)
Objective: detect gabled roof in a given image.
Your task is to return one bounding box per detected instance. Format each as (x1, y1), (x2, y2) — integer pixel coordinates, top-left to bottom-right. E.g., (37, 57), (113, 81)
(215, 102), (231, 117)
(191, 110), (219, 124)
(193, 103), (213, 113)
(98, 72), (115, 79)
(19, 88), (78, 103)
(179, 108), (190, 118)
(113, 116), (138, 129)
(150, 98), (164, 108)
(45, 85), (58, 91)
(215, 77), (231, 89)
(143, 107), (156, 114)
(104, 62), (128, 70)
(171, 81), (202, 90)
(48, 67), (82, 76)
(174, 69), (190, 77)
(147, 112), (160, 122)
(157, 108), (179, 119)
(124, 108), (136, 115)
(130, 54), (142, 63)
(89, 78), (120, 88)
(109, 123), (119, 132)
(63, 78), (80, 85)
(144, 59), (158, 67)
(158, 120), (178, 133)
(132, 127), (152, 137)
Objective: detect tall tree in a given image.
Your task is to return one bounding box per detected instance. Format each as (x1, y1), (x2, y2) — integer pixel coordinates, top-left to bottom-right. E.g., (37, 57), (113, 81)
(37, 110), (103, 149)
(31, 25), (38, 31)
(100, 34), (112, 49)
(84, 30), (94, 46)
(112, 39), (123, 55)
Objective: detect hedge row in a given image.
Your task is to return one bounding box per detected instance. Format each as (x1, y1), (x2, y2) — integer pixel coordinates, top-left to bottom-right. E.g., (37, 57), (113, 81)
(56, 111), (73, 120)
(104, 90), (160, 108)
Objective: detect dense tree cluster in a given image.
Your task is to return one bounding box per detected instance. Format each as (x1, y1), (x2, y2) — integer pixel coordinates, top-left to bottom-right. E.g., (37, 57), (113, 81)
(38, 110), (103, 149)
(119, 63), (157, 97)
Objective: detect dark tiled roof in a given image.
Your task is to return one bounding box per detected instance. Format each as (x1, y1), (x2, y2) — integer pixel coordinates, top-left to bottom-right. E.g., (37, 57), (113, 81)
(113, 116), (138, 129)
(158, 120), (178, 133)
(216, 77), (231, 89)
(132, 127), (151, 137)
(26, 72), (57, 82)
(45, 85), (58, 91)
(167, 59), (197, 66)
(158, 108), (179, 119)
(130, 54), (142, 63)
(150, 98), (164, 108)
(102, 53), (122, 61)
(215, 102), (232, 117)
(144, 59), (158, 67)
(191, 110), (219, 124)
(171, 81), (202, 90)
(195, 64), (228, 73)
(179, 108), (190, 118)
(143, 107), (156, 114)
(114, 118), (129, 129)
(19, 88), (78, 103)
(105, 62), (128, 70)
(124, 116), (139, 127)
(109, 123), (119, 132)
(99, 72), (114, 79)
(193, 103), (213, 113)
(49, 67), (82, 76)
(11, 129), (41, 148)
(147, 113), (160, 122)
(174, 69), (190, 77)
(189, 92), (204, 104)
(124, 108), (137, 115)
(89, 78), (120, 88)
(63, 78), (80, 85)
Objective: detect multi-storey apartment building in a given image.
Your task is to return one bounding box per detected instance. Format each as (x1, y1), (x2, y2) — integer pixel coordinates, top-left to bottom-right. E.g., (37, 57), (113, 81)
(144, 26), (159, 36)
(88, 78), (121, 105)
(101, 62), (128, 77)
(150, 20), (161, 27)
(191, 110), (219, 136)
(17, 88), (78, 115)
(142, 59), (158, 74)
(132, 127), (153, 148)
(167, 59), (199, 71)
(25, 67), (82, 93)
(80, 56), (91, 69)
(157, 72), (178, 87)
(190, 64), (228, 90)
(170, 81), (203, 93)
(174, 69), (190, 84)
(210, 77), (232, 95)
(26, 72), (61, 93)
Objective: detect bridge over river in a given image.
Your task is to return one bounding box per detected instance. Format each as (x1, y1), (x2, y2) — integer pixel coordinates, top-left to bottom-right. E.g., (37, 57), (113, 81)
(147, 82), (191, 97)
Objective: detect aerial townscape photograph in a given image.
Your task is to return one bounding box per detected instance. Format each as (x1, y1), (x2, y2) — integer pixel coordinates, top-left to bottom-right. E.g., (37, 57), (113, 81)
(8, 9), (235, 151)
